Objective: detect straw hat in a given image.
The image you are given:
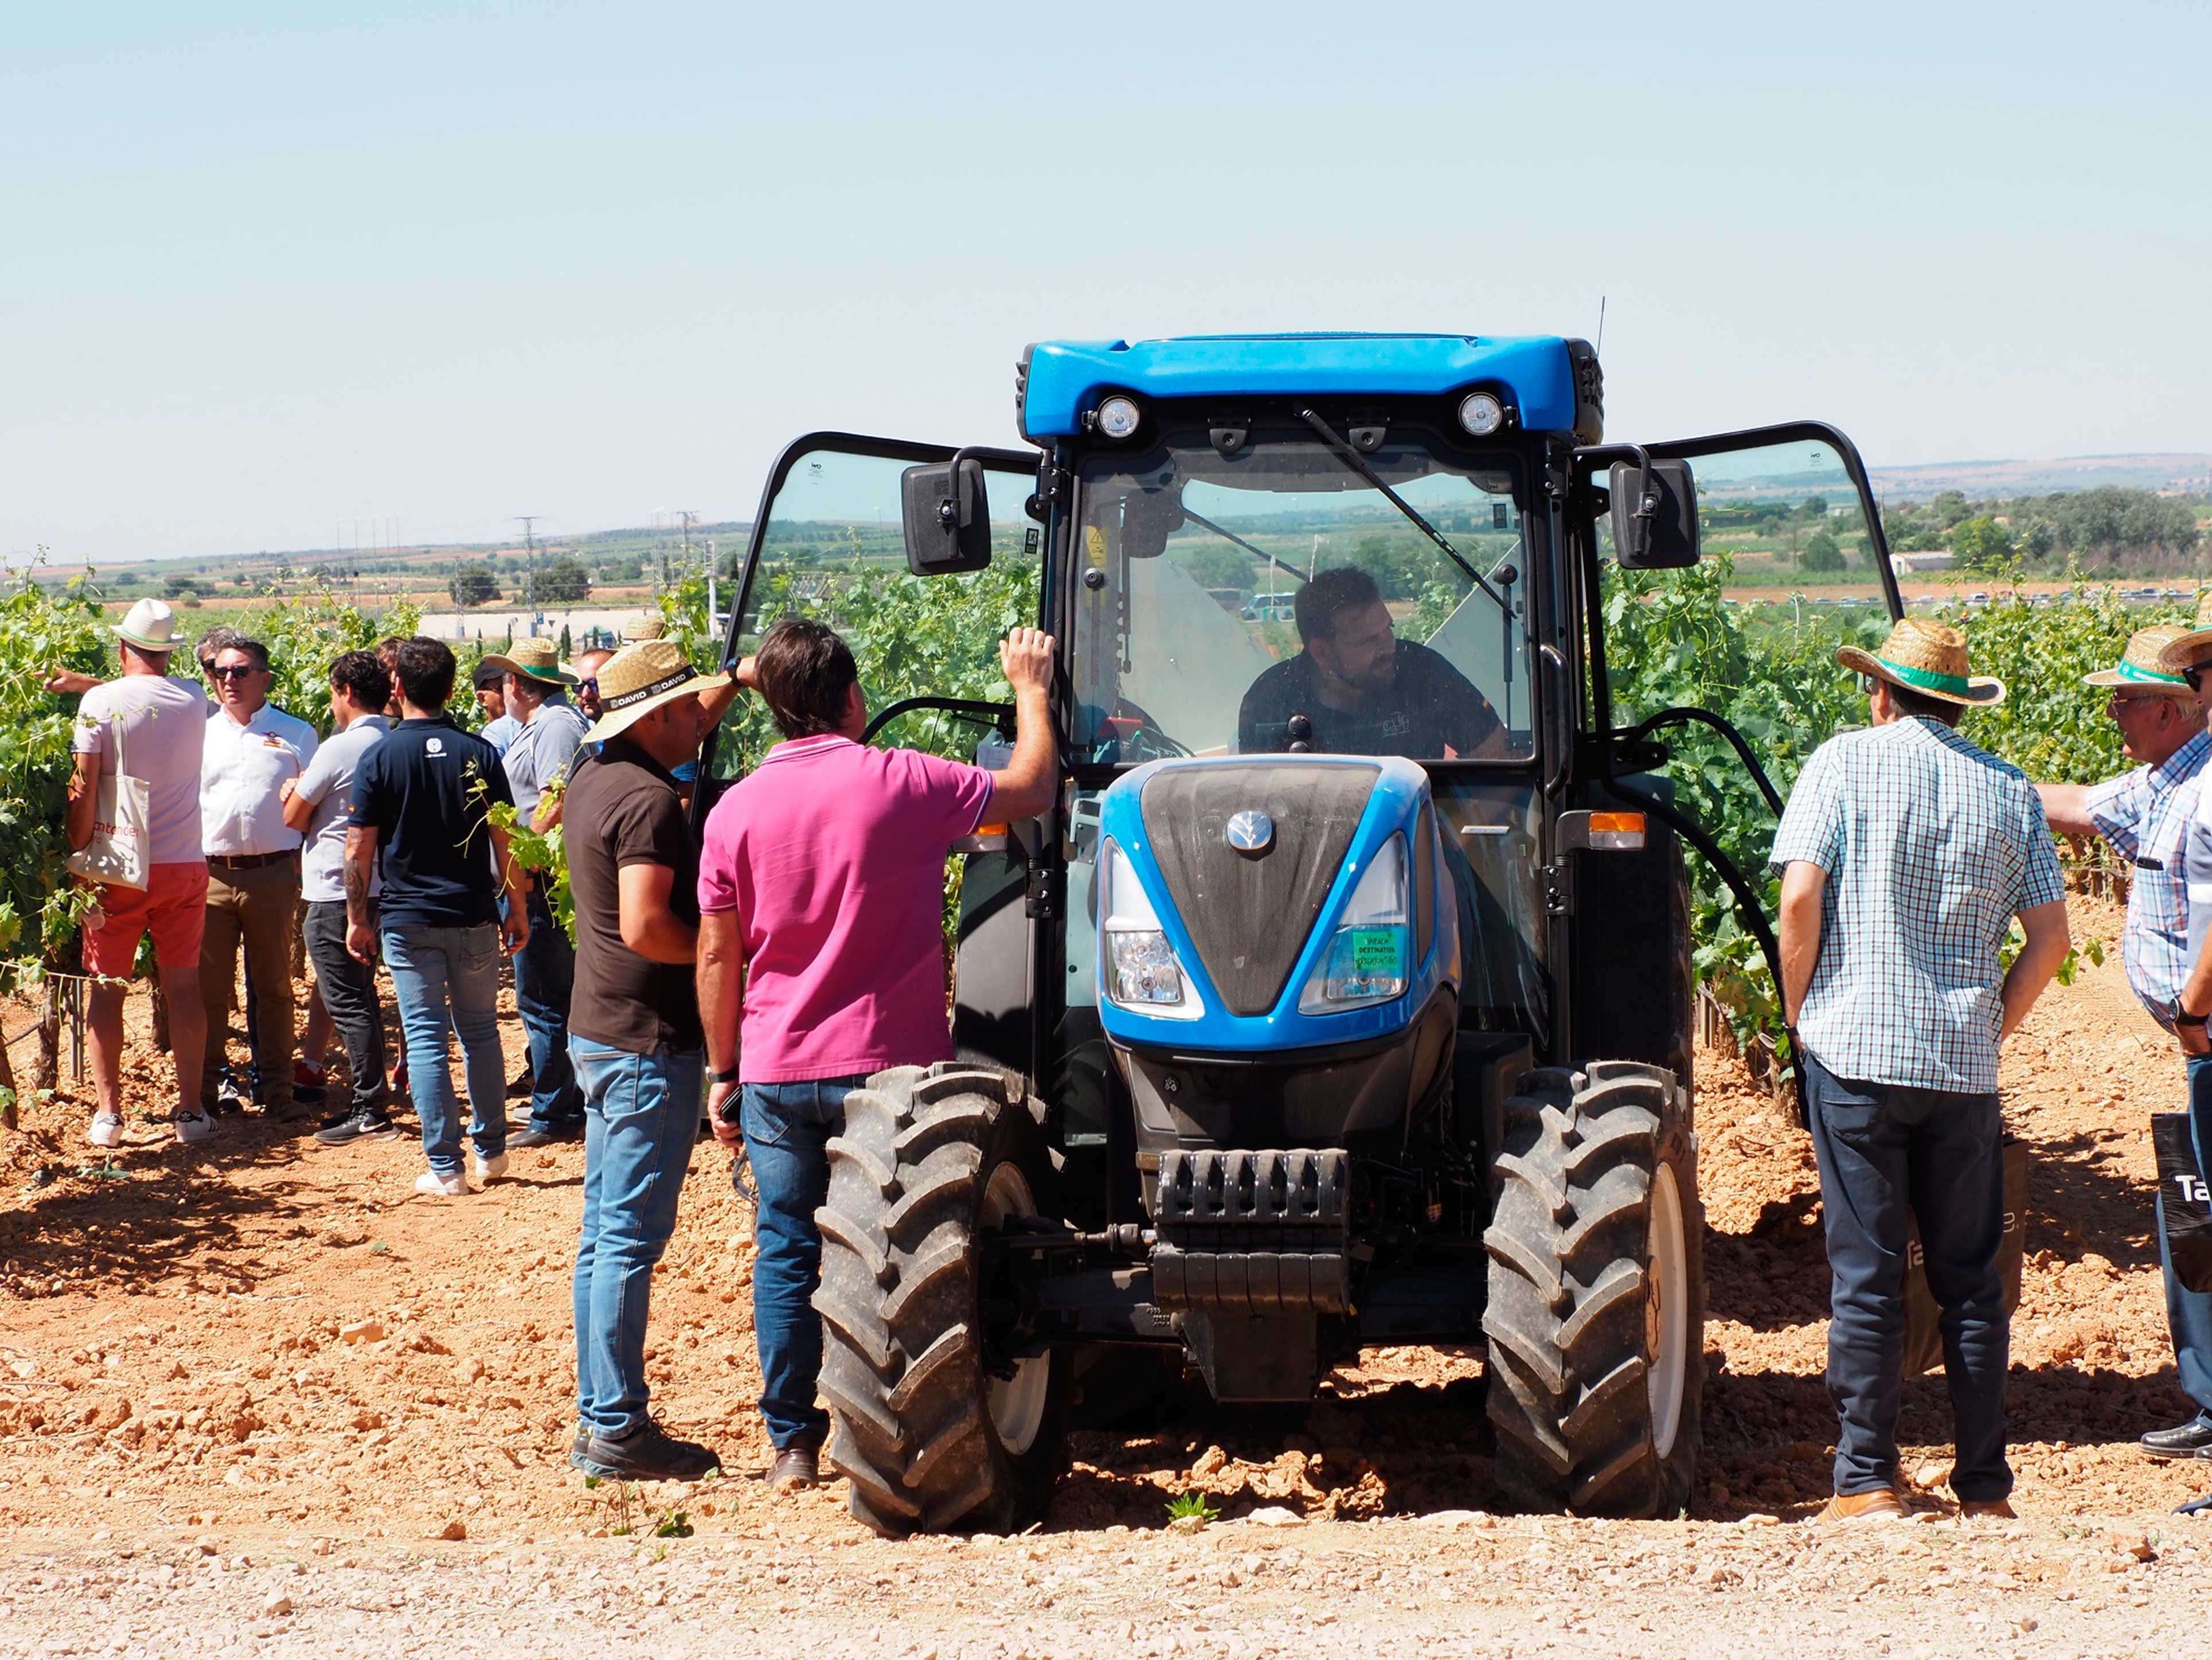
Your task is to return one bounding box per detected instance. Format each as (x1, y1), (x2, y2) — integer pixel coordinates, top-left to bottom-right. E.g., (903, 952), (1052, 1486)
(2155, 591), (2212, 677)
(1835, 618), (2004, 707)
(2084, 624), (2197, 696)
(579, 640), (731, 746)
(111, 597), (183, 654)
(476, 636), (577, 688)
(624, 614), (666, 642)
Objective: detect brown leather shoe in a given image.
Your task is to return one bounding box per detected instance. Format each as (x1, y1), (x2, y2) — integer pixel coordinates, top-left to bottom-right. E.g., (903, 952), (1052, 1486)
(1959, 1498), (2016, 1520)
(1816, 1489), (1908, 1523)
(767, 1446), (819, 1494)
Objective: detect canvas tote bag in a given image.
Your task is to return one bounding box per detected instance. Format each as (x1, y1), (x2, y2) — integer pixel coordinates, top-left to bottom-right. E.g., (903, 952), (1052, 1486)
(66, 707), (151, 892)
(1900, 1136), (2028, 1377)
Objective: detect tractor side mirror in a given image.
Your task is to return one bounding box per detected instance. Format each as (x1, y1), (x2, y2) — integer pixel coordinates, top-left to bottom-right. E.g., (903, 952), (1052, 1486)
(1120, 489), (1183, 560)
(1607, 459), (1699, 569)
(901, 459), (994, 575)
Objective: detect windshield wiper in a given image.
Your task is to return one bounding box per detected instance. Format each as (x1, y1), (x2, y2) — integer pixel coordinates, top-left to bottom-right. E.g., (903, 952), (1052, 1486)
(1295, 407), (1513, 615)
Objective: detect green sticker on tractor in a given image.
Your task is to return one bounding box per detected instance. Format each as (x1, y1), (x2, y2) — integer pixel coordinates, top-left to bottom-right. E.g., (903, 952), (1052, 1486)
(1349, 928), (1404, 975)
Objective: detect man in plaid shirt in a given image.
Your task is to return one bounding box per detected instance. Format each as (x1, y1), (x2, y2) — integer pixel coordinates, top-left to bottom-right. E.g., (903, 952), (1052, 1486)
(2038, 624), (2212, 1468)
(1773, 619), (2070, 1523)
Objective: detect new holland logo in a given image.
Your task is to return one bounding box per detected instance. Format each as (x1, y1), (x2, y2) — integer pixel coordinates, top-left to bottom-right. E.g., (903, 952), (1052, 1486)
(1224, 809), (1274, 856)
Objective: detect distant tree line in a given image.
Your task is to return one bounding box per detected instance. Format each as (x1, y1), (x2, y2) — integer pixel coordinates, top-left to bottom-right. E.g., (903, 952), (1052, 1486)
(1882, 486), (2205, 574)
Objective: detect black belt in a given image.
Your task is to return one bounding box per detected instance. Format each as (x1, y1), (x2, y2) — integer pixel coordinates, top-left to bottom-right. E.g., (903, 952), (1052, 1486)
(208, 851), (296, 872)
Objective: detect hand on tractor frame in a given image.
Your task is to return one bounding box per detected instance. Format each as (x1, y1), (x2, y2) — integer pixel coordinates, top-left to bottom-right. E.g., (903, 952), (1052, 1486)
(1001, 627), (1055, 698)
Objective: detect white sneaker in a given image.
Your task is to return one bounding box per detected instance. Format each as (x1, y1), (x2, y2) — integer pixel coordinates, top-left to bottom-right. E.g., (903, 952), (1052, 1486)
(88, 1112), (124, 1148)
(173, 1108), (214, 1145)
(474, 1151), (509, 1183)
(414, 1170), (467, 1197)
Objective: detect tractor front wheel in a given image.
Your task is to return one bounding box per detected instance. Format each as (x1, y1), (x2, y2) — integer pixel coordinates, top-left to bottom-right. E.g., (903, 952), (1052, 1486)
(812, 1063), (1069, 1534)
(1483, 1061), (1704, 1517)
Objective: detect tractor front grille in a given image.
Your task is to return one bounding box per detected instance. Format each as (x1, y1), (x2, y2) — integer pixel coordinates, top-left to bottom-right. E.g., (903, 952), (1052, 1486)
(1150, 1148), (1351, 1314)
(1138, 761), (1378, 1017)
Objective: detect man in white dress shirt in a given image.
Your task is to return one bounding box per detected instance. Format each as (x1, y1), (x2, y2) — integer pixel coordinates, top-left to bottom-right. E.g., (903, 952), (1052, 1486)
(199, 637), (318, 1120)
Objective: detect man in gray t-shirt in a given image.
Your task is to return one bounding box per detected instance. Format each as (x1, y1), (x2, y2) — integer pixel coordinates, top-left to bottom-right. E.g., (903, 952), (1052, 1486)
(477, 638), (589, 1143)
(281, 651), (395, 1141)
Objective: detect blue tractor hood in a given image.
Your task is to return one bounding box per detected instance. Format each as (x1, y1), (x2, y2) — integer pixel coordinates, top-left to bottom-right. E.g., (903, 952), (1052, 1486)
(1094, 753), (1460, 1056)
(1018, 333), (1598, 443)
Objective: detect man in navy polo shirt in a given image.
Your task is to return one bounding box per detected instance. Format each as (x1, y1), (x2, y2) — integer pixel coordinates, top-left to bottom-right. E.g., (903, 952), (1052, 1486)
(346, 638), (530, 1198)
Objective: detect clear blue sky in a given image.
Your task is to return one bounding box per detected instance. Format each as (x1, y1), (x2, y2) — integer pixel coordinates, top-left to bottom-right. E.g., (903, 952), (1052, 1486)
(4, 2), (2208, 564)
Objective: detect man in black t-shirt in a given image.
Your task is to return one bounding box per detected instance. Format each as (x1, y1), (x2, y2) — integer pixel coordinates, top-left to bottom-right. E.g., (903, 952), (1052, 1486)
(559, 639), (730, 1484)
(345, 638), (529, 1198)
(1237, 566), (1506, 759)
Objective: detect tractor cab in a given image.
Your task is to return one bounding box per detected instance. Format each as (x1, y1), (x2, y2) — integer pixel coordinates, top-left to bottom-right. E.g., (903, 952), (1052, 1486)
(705, 333), (1904, 1533)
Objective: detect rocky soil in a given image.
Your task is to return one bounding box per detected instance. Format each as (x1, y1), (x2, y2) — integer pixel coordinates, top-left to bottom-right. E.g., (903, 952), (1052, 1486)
(2, 892), (2210, 1655)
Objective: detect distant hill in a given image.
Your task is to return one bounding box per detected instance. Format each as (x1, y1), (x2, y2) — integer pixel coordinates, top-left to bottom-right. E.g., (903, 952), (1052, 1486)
(1869, 454), (2212, 500)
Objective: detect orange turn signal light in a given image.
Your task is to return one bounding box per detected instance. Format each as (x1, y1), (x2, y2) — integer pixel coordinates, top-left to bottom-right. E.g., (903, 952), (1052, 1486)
(1588, 811), (1646, 850)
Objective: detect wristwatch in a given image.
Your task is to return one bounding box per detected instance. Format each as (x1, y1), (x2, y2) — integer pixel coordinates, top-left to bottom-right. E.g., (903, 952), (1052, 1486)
(2171, 1001), (2208, 1029)
(709, 1061), (743, 1085)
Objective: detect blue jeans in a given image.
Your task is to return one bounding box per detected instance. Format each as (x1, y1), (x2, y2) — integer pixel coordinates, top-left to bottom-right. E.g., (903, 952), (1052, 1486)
(1803, 1053), (2011, 1502)
(382, 923), (508, 1178)
(570, 1038), (701, 1439)
(510, 888), (584, 1134)
(2161, 1056), (2212, 1420)
(740, 1075), (867, 1450)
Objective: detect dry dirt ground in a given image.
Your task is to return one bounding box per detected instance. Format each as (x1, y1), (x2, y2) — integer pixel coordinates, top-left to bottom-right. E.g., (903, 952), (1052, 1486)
(3, 893), (2210, 1655)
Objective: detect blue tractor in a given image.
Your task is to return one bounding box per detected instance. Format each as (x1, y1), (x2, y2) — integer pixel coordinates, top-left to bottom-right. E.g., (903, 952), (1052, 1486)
(705, 334), (1907, 1531)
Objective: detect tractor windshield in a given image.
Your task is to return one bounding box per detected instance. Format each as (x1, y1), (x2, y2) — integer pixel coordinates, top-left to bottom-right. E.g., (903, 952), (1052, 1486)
(1067, 435), (1531, 764)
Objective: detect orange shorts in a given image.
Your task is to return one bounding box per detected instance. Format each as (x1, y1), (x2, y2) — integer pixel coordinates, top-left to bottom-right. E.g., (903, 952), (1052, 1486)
(82, 861), (210, 979)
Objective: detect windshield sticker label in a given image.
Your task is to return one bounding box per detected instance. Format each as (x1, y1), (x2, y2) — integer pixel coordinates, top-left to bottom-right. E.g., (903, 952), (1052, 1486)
(1349, 928), (1403, 975)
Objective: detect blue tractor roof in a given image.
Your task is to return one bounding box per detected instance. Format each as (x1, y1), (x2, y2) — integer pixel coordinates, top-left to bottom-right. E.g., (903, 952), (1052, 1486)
(1018, 333), (1588, 441)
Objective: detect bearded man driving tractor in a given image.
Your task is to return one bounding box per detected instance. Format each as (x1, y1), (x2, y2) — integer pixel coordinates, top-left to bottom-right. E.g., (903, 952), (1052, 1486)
(1236, 565), (1507, 759)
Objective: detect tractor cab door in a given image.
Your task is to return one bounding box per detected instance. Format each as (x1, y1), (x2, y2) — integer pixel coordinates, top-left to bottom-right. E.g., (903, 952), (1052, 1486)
(699, 432), (1045, 802)
(1564, 421), (1901, 1079)
(697, 432), (1049, 1079)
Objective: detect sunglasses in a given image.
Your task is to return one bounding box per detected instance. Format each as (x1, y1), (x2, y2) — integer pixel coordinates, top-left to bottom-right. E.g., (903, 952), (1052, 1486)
(209, 663), (262, 680)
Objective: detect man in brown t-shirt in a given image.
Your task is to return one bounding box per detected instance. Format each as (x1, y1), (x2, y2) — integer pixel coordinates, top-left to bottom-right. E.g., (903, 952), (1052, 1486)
(560, 639), (730, 1482)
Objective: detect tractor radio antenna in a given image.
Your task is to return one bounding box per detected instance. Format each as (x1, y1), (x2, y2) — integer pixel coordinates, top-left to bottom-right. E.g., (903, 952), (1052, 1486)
(1596, 295), (1607, 358)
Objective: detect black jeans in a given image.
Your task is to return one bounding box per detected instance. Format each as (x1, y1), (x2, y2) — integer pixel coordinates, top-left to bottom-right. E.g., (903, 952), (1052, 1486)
(303, 900), (388, 1118)
(1803, 1052), (2011, 1502)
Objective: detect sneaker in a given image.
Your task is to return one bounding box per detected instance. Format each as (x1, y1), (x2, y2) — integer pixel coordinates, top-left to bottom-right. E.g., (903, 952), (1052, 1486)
(576, 1421), (721, 1482)
(568, 1429), (591, 1469)
(414, 1170), (467, 1197)
(213, 1073), (249, 1117)
(474, 1151), (509, 1183)
(390, 1057), (409, 1100)
(174, 1107), (215, 1145)
(509, 1125), (583, 1150)
(316, 1110), (400, 1147)
(87, 1112), (124, 1149)
(292, 1060), (327, 1106)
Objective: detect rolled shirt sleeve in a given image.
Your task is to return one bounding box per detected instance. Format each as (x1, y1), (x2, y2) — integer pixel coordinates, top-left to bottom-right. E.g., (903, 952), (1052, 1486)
(2084, 765), (2148, 861)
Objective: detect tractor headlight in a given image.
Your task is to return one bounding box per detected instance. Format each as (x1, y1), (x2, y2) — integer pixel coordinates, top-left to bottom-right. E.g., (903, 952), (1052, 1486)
(1299, 834), (1412, 1012)
(1457, 392), (1506, 438)
(1100, 840), (1201, 1018)
(1095, 395), (1142, 441)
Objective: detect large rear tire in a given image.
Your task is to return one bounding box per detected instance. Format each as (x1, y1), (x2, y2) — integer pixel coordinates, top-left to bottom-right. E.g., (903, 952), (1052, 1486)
(813, 1063), (1070, 1535)
(1483, 1061), (1703, 1517)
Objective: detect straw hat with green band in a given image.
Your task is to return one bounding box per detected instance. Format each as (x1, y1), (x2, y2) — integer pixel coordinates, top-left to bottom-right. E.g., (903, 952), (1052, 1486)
(2084, 624), (2198, 694)
(476, 636), (577, 688)
(1835, 618), (2005, 707)
(579, 639), (732, 746)
(2155, 591), (2212, 677)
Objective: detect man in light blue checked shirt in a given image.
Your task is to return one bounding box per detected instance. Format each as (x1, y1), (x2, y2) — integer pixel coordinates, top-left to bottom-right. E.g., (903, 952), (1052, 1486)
(1772, 619), (2070, 1524)
(2037, 623), (2212, 1475)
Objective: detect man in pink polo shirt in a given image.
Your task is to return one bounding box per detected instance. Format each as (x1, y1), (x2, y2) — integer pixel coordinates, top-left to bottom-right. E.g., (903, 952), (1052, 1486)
(697, 616), (1057, 1494)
